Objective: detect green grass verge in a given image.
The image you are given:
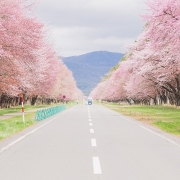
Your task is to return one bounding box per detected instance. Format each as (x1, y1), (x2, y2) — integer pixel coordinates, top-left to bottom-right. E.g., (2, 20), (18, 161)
(101, 102), (180, 136)
(0, 101), (91, 141)
(0, 104), (58, 115)
(0, 103), (73, 141)
(0, 112), (36, 140)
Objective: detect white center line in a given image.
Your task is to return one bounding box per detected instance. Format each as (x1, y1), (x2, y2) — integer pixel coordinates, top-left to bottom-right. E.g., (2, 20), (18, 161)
(91, 139), (97, 146)
(89, 123), (93, 126)
(89, 119), (92, 121)
(90, 129), (94, 133)
(93, 157), (102, 174)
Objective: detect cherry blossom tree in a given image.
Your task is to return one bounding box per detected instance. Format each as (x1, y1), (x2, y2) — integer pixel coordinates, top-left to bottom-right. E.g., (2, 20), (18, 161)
(0, 0), (44, 89)
(91, 61), (127, 101)
(0, 0), (83, 107)
(129, 0), (180, 105)
(52, 61), (83, 101)
(92, 0), (180, 106)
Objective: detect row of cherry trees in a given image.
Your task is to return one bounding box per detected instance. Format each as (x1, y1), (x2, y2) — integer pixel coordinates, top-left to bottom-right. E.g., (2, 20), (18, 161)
(0, 0), (83, 107)
(90, 0), (180, 106)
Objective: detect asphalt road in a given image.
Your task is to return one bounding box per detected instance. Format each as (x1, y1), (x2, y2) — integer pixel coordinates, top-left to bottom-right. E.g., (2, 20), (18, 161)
(0, 104), (180, 180)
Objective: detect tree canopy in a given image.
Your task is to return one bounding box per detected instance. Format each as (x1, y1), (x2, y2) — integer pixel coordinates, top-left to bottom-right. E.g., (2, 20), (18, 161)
(90, 0), (180, 106)
(0, 0), (83, 107)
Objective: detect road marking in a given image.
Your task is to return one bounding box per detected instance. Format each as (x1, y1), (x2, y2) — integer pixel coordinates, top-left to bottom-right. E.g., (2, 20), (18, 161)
(0, 109), (71, 154)
(119, 115), (139, 125)
(91, 139), (97, 146)
(139, 125), (180, 148)
(89, 123), (93, 126)
(93, 157), (102, 174)
(89, 119), (92, 121)
(90, 129), (94, 133)
(115, 112), (180, 148)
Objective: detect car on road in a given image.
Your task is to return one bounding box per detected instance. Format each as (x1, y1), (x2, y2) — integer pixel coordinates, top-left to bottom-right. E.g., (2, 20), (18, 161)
(88, 98), (92, 105)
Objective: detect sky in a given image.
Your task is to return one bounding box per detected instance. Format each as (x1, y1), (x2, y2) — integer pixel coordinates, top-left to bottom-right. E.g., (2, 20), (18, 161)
(34, 0), (147, 57)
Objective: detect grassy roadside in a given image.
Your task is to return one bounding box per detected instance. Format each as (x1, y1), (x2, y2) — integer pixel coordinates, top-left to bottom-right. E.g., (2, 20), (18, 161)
(0, 102), (76, 140)
(0, 104), (54, 115)
(101, 102), (180, 136)
(0, 112), (36, 140)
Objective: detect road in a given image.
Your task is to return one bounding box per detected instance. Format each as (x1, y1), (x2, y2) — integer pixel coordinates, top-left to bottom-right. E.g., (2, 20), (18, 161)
(0, 104), (180, 180)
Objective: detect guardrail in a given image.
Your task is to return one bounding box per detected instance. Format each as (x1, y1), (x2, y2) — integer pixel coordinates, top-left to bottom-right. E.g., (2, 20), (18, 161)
(34, 105), (66, 121)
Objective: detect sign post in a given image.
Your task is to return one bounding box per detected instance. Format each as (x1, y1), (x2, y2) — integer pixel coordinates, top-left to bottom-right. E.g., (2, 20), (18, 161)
(20, 94), (25, 123)
(63, 95), (66, 104)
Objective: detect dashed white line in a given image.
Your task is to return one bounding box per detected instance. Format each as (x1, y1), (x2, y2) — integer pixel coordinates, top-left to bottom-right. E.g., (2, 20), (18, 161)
(93, 157), (102, 174)
(91, 139), (97, 146)
(88, 107), (101, 175)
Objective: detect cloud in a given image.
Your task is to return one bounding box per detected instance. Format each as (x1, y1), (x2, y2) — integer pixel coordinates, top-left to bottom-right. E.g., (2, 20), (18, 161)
(34, 0), (147, 56)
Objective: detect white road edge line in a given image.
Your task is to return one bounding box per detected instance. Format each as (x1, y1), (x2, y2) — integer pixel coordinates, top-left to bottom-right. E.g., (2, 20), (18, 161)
(90, 129), (94, 133)
(139, 125), (180, 148)
(93, 157), (102, 174)
(120, 115), (139, 125)
(117, 113), (180, 148)
(0, 108), (71, 154)
(91, 139), (97, 146)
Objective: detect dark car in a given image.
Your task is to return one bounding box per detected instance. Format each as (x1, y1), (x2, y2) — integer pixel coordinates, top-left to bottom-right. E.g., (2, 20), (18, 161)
(88, 99), (92, 105)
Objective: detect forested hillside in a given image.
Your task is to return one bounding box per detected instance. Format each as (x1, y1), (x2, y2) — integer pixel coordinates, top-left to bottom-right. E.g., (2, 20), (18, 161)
(62, 51), (124, 95)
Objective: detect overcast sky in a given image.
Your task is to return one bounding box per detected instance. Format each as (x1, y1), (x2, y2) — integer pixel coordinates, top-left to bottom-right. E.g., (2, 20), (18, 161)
(34, 0), (147, 57)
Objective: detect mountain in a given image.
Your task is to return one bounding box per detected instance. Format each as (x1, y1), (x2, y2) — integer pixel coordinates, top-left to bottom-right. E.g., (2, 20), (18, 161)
(61, 51), (124, 95)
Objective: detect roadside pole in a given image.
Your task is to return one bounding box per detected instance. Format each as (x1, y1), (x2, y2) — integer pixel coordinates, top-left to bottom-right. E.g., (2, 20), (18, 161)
(63, 95), (66, 104)
(20, 94), (25, 123)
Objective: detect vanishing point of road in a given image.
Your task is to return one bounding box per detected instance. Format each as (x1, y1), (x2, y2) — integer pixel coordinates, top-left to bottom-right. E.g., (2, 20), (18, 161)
(0, 104), (180, 180)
